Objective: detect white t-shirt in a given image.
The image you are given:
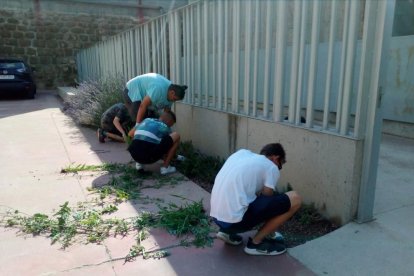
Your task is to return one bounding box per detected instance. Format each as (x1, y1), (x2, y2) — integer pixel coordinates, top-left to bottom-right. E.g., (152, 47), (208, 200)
(210, 149), (280, 223)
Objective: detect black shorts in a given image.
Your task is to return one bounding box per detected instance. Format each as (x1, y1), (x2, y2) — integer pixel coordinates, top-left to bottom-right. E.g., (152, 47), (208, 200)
(215, 193), (291, 233)
(127, 136), (173, 164)
(123, 88), (159, 120)
(101, 122), (121, 136)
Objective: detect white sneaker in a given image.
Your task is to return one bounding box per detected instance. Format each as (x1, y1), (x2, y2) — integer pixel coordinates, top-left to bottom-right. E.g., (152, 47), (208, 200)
(160, 166), (176, 175)
(135, 162), (143, 170)
(176, 155), (186, 161)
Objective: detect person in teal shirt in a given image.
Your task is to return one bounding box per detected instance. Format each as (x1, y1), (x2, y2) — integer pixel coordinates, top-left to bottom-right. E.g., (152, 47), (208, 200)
(123, 73), (187, 124)
(127, 110), (181, 175)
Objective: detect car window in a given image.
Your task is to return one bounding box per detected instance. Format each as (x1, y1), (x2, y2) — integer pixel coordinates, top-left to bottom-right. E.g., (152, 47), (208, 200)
(0, 62), (25, 69)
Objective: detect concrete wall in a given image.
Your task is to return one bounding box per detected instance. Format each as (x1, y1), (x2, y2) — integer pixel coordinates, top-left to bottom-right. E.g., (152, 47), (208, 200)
(174, 103), (363, 225)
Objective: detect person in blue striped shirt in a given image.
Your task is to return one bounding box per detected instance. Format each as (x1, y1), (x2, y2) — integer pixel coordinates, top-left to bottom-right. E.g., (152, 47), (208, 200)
(127, 110), (180, 175)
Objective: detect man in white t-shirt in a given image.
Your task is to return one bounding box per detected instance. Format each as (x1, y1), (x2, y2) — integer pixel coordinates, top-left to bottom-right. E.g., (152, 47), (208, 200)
(210, 143), (301, 256)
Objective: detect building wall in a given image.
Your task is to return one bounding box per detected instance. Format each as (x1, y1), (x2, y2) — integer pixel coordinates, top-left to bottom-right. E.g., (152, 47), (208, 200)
(0, 0), (188, 89)
(0, 8), (140, 88)
(174, 102), (363, 225)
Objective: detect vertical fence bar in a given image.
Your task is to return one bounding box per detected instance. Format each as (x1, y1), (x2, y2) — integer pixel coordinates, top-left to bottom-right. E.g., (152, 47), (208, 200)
(186, 8), (191, 104)
(232, 0), (241, 113)
(252, 0), (260, 117)
(354, 0), (376, 138)
(116, 38), (123, 76)
(175, 11), (182, 83)
(243, 1), (253, 115)
(288, 0), (302, 123)
(223, 1), (229, 111)
(336, 0), (351, 131)
(211, 1), (216, 108)
(125, 32), (131, 79)
(295, 0), (308, 125)
(169, 13), (175, 80)
(273, 0), (287, 122)
(323, 1), (338, 130)
(263, 0), (273, 118)
(145, 24), (150, 72)
(340, 0), (360, 135)
(130, 30), (136, 78)
(357, 0), (395, 223)
(204, 0), (209, 107)
(151, 21), (156, 72)
(190, 5), (195, 105)
(197, 2), (202, 105)
(135, 29), (141, 75)
(306, 0), (321, 128)
(217, 1), (223, 110)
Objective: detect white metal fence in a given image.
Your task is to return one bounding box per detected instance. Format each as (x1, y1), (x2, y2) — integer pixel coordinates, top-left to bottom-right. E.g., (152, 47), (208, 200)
(77, 0), (393, 140)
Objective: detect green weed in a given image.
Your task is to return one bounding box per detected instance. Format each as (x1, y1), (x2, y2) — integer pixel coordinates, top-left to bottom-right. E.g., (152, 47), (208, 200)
(176, 141), (224, 186)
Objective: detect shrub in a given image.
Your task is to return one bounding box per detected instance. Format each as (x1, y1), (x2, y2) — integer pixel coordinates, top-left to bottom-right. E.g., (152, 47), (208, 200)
(63, 75), (125, 127)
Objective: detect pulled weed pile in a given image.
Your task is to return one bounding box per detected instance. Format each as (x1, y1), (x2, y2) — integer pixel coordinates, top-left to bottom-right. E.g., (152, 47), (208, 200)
(0, 163), (214, 261)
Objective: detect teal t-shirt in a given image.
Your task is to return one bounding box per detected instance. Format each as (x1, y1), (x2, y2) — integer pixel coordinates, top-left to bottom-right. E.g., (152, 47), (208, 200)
(134, 118), (171, 144)
(126, 73), (173, 110)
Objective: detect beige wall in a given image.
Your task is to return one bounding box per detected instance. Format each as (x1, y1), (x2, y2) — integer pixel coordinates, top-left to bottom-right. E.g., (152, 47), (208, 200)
(174, 103), (364, 225)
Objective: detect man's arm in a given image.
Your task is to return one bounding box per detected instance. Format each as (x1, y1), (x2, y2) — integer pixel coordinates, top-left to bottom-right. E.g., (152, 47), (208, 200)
(112, 116), (127, 139)
(128, 126), (136, 138)
(261, 186), (274, 196)
(136, 96), (152, 124)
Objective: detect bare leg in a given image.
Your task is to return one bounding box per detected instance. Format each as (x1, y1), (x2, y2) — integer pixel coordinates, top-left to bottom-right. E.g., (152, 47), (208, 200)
(105, 132), (125, 143)
(252, 191), (302, 244)
(163, 132), (180, 167)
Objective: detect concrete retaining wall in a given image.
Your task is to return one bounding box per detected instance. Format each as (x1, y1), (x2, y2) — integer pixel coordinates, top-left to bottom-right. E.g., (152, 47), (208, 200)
(174, 102), (363, 225)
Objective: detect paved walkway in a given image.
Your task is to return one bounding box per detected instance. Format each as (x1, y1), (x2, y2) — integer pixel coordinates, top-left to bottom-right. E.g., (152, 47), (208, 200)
(0, 91), (313, 275)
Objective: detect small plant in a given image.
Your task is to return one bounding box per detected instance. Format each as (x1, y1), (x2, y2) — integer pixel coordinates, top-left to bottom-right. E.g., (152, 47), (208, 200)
(176, 141), (224, 189)
(294, 204), (323, 226)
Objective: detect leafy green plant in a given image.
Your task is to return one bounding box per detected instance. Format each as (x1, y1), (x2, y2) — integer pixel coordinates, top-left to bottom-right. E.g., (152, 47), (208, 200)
(155, 200), (214, 248)
(176, 141), (224, 187)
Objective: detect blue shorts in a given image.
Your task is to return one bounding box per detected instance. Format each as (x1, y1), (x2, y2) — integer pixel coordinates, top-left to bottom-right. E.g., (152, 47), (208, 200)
(214, 193), (291, 234)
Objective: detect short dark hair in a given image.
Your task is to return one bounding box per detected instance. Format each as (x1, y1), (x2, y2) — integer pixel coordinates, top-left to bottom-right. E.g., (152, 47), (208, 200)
(165, 110), (176, 123)
(169, 84), (188, 100)
(260, 143), (286, 160)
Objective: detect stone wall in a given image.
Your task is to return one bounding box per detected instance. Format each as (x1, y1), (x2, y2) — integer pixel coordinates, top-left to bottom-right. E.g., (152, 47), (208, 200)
(0, 9), (139, 89)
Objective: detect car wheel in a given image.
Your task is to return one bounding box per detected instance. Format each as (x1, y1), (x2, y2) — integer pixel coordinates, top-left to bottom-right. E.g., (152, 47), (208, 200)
(27, 89), (35, 99)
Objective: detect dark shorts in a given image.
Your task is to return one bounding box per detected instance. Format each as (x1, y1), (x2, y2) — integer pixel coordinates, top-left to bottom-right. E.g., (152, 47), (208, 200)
(214, 193), (291, 234)
(101, 122), (121, 136)
(123, 88), (158, 120)
(127, 136), (173, 164)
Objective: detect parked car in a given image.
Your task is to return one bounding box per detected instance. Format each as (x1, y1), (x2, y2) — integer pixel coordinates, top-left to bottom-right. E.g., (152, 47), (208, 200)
(0, 58), (37, 99)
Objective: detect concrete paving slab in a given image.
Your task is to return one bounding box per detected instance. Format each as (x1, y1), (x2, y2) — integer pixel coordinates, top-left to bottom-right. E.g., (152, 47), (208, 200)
(109, 228), (315, 276)
(289, 208), (414, 276)
(374, 134), (414, 215)
(0, 228), (113, 276)
(0, 175), (86, 214)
